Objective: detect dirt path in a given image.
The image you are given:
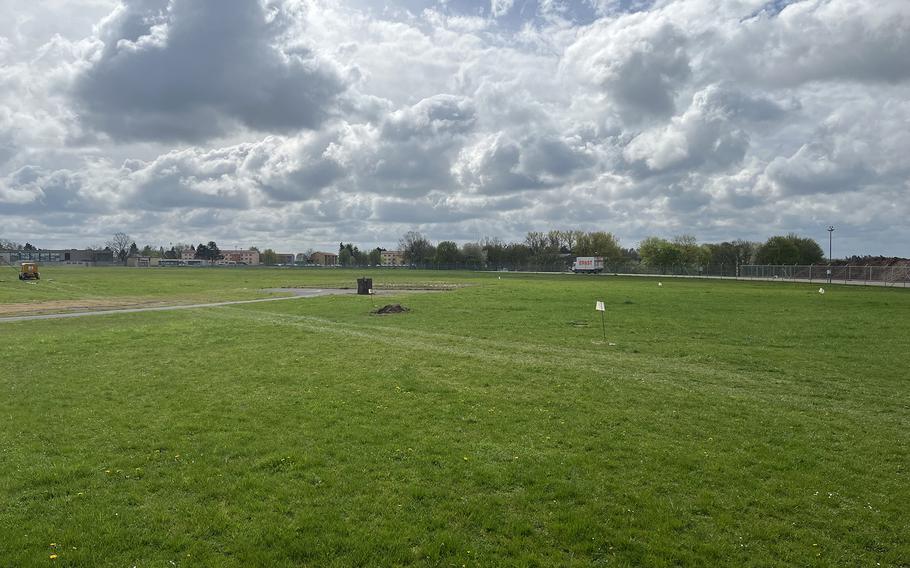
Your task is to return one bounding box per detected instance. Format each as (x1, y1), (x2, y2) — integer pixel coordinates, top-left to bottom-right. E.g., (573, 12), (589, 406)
(0, 288), (356, 323)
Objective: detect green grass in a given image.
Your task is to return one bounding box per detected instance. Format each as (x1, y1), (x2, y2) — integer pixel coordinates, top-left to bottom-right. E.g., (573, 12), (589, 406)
(0, 266), (353, 308)
(1, 269), (908, 566)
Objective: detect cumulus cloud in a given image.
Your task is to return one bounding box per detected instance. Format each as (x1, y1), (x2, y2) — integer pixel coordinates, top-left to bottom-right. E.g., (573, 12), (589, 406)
(730, 0), (910, 86)
(0, 164), (116, 214)
(349, 95), (477, 197)
(455, 132), (594, 194)
(764, 142), (871, 196)
(563, 12), (690, 119)
(71, 0), (349, 142)
(623, 84), (787, 173)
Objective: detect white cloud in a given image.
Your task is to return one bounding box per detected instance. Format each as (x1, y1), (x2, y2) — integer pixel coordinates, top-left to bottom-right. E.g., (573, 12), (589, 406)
(70, 0), (349, 142)
(727, 0), (910, 86)
(563, 11), (691, 119)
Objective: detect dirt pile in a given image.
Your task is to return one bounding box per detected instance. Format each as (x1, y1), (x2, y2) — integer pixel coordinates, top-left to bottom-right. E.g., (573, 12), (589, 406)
(374, 304), (409, 314)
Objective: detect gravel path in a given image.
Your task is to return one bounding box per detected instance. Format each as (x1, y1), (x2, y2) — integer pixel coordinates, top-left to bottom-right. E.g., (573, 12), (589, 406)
(0, 288), (355, 324)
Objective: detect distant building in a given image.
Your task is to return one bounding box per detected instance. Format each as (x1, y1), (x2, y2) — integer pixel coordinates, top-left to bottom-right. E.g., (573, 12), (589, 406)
(68, 249), (115, 264)
(127, 256), (161, 268)
(181, 246), (196, 260)
(158, 259), (210, 267)
(309, 252), (338, 266)
(381, 250), (405, 266)
(295, 253), (309, 264)
(1, 249), (114, 265)
(275, 253), (295, 265)
(220, 249), (260, 265)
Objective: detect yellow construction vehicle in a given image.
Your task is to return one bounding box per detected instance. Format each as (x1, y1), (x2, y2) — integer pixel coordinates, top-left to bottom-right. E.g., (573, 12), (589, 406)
(19, 262), (40, 280)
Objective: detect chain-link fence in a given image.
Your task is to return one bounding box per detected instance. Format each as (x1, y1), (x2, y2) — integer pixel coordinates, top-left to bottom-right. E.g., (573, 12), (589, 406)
(737, 264), (910, 287)
(400, 261), (910, 287)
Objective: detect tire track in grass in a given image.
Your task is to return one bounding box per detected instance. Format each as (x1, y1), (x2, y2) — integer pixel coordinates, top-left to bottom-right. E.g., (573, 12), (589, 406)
(208, 306), (900, 421)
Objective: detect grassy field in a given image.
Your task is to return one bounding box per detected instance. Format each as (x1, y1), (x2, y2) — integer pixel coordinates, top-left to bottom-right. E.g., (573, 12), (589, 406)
(1, 267), (908, 566)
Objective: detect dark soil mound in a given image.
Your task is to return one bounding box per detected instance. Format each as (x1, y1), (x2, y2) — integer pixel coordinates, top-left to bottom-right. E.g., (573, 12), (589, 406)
(375, 304), (409, 314)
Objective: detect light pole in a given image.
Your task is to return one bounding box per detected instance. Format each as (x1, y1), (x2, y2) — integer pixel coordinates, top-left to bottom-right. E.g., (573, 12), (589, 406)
(827, 226), (835, 284)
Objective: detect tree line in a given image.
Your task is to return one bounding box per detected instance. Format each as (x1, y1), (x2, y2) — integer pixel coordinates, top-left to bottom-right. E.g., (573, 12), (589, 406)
(394, 231), (826, 270)
(4, 230), (830, 269)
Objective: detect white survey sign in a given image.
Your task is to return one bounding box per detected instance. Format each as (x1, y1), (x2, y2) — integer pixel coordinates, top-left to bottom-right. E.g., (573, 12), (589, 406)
(595, 301), (605, 311)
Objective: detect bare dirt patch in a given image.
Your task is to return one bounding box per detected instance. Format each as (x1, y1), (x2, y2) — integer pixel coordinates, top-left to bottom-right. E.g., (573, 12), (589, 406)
(0, 298), (184, 317)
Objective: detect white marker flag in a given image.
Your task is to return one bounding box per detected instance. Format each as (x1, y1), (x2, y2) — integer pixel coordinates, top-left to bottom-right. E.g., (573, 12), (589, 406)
(595, 301), (605, 312)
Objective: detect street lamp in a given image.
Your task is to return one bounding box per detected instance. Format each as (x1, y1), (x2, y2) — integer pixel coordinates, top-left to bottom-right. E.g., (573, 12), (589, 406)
(827, 226), (835, 284)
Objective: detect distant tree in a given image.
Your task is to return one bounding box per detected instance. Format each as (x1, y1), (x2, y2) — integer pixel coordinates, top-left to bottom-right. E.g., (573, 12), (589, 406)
(733, 240), (758, 265)
(193, 241), (222, 263)
(639, 237), (683, 268)
(23, 242), (36, 251)
(461, 242), (485, 268)
(672, 234), (701, 266)
(559, 230), (584, 254)
(399, 231), (434, 266)
(755, 236), (799, 264)
(106, 232), (132, 264)
(794, 235), (824, 264)
(435, 241), (461, 266)
(504, 243), (532, 268)
(338, 243), (362, 267)
(481, 237), (506, 268)
(620, 247), (640, 262)
(0, 238), (21, 250)
(755, 234), (823, 265)
(706, 242), (737, 266)
(546, 230), (567, 253)
(575, 231), (622, 260)
(706, 240), (757, 267)
(261, 249), (278, 266)
(525, 231), (561, 268)
(127, 242), (139, 257)
(204, 241), (222, 263)
(368, 248), (382, 266)
(524, 231), (547, 253)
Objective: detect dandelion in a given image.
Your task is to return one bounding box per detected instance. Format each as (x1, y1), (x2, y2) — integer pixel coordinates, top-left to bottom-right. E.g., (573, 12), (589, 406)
(49, 554), (57, 560)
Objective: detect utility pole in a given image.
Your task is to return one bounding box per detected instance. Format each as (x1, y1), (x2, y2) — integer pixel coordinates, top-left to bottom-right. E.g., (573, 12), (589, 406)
(827, 226), (835, 284)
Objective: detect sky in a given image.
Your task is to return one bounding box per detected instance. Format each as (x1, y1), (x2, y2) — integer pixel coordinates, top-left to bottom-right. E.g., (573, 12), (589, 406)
(0, 0), (908, 256)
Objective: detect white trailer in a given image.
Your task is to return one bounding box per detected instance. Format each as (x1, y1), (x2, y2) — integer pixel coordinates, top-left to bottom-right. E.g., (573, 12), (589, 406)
(572, 256), (604, 273)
